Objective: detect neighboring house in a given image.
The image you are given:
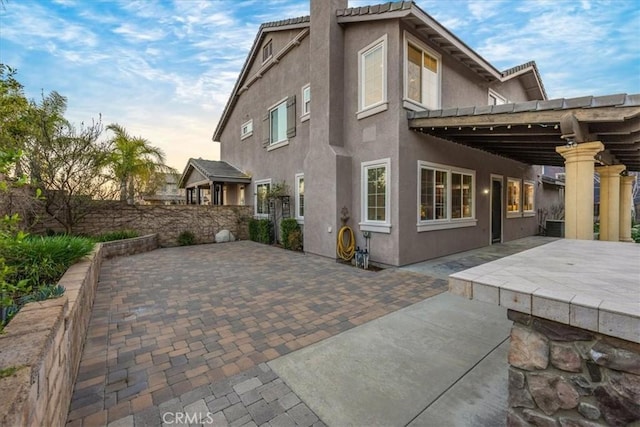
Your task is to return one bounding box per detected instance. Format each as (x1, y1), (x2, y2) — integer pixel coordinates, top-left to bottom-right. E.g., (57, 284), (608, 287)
(212, 0), (638, 266)
(178, 158), (251, 205)
(141, 173), (185, 205)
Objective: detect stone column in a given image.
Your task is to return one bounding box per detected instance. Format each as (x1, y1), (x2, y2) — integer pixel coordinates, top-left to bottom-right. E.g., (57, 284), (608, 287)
(596, 165), (626, 241)
(556, 142), (604, 240)
(619, 174), (636, 242)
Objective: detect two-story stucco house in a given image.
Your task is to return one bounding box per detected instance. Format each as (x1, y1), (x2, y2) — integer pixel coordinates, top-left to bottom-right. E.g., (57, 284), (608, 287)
(212, 0), (547, 267)
(212, 0), (639, 266)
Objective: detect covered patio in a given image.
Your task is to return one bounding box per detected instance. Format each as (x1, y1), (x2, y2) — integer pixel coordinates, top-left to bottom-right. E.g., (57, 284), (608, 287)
(409, 93), (640, 242)
(178, 158), (251, 206)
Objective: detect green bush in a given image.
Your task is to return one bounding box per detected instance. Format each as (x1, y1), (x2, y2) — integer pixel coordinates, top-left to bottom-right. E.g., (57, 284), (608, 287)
(280, 218), (301, 250)
(249, 218), (273, 244)
(0, 235), (95, 286)
(94, 230), (139, 242)
(632, 224), (640, 243)
(177, 230), (196, 246)
(0, 233), (91, 330)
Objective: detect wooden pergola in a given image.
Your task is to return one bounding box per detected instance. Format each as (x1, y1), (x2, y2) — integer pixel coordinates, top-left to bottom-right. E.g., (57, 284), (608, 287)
(408, 94), (640, 171)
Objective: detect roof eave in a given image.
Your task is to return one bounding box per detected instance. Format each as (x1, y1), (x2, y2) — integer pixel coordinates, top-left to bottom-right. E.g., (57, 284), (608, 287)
(408, 4), (502, 81)
(501, 65), (548, 101)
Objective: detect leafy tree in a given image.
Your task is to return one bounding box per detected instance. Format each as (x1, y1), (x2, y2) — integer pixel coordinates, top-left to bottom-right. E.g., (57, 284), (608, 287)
(105, 123), (175, 204)
(0, 65), (31, 167)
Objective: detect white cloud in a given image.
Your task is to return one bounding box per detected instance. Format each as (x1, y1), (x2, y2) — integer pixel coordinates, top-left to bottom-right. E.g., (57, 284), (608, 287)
(113, 23), (166, 43)
(3, 0), (638, 172)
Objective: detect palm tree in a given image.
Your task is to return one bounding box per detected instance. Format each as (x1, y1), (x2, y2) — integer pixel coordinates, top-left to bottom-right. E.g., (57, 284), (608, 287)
(105, 123), (173, 204)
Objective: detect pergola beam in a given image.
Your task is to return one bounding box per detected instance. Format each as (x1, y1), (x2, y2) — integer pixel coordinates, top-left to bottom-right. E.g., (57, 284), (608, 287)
(409, 106), (640, 129)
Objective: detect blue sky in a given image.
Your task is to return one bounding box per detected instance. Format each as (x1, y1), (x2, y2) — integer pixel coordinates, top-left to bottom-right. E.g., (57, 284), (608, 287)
(1, 0), (638, 170)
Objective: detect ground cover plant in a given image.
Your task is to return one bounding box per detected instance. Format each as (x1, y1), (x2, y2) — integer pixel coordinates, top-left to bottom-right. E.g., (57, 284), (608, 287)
(93, 229), (139, 242)
(0, 217), (94, 331)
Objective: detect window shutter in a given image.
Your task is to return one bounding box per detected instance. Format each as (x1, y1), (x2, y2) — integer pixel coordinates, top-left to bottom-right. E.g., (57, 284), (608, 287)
(262, 113), (270, 147)
(286, 95), (296, 138)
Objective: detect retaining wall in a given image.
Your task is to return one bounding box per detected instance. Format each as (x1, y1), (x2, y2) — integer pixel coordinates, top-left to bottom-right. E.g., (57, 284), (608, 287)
(0, 234), (158, 427)
(34, 203), (252, 247)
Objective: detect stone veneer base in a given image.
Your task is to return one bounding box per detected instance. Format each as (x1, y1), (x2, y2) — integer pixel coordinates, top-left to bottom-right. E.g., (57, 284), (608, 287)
(506, 310), (640, 426)
(0, 234), (158, 427)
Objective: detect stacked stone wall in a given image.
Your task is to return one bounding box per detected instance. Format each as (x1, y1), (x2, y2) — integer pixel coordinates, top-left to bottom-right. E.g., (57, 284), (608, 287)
(0, 235), (157, 426)
(33, 203), (252, 246)
(507, 310), (640, 426)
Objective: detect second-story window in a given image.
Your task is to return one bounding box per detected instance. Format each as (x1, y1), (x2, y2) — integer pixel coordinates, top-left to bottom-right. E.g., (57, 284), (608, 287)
(357, 35), (388, 119)
(404, 32), (440, 111)
(270, 100), (287, 144)
(263, 40), (273, 63)
(241, 119), (253, 140)
(301, 84), (310, 119)
(263, 96), (296, 149)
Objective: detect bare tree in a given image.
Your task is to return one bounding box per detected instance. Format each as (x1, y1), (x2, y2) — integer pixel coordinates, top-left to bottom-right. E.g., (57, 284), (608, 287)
(22, 91), (116, 233)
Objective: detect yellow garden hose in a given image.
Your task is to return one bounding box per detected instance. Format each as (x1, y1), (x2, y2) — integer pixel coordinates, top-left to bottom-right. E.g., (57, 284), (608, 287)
(337, 225), (356, 260)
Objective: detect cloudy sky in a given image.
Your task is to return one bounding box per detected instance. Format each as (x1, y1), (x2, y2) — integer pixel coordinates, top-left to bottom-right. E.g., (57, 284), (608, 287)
(1, 0), (638, 170)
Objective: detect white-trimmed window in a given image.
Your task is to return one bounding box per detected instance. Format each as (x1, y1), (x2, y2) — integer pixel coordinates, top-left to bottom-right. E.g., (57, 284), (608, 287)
(404, 32), (441, 111)
(269, 99), (287, 145)
(360, 158), (391, 233)
(507, 178), (521, 217)
(241, 119), (253, 140)
(262, 40), (273, 63)
(295, 173), (304, 221)
(357, 35), (388, 119)
(255, 179), (271, 217)
(418, 161), (476, 231)
(523, 180), (535, 215)
(488, 89), (507, 105)
(301, 84), (310, 120)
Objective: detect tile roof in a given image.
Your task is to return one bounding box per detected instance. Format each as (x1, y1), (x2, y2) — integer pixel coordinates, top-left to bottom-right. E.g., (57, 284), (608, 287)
(260, 15), (310, 30)
(336, 1), (412, 16)
(181, 159), (251, 187)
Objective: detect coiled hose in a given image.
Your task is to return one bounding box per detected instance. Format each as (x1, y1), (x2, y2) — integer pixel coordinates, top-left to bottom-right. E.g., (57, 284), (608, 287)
(337, 225), (355, 260)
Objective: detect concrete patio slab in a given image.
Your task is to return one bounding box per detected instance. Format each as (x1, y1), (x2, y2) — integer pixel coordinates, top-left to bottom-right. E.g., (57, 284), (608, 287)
(407, 340), (509, 427)
(268, 293), (511, 427)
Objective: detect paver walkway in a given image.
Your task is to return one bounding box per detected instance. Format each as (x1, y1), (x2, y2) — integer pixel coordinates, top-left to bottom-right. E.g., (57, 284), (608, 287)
(67, 241), (445, 426)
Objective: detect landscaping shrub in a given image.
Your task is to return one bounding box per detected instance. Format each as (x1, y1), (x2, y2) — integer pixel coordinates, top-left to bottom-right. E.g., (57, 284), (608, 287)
(94, 229), (139, 242)
(632, 224), (640, 243)
(280, 218), (301, 250)
(177, 230), (196, 246)
(249, 218), (273, 244)
(0, 235), (95, 286)
(0, 233), (92, 330)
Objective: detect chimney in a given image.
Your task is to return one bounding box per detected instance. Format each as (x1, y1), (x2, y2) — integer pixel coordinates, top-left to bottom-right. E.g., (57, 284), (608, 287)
(309, 0), (347, 147)
(304, 0), (352, 259)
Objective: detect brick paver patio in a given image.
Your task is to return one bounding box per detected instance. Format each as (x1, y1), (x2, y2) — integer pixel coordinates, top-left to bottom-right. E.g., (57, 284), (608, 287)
(67, 241), (446, 426)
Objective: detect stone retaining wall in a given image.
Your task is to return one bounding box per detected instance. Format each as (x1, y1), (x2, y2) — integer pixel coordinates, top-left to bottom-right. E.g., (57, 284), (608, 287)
(0, 235), (157, 427)
(507, 310), (640, 426)
(33, 203), (252, 247)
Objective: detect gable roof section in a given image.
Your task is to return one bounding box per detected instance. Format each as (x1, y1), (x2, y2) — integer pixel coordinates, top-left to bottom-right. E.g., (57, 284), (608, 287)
(179, 158), (251, 188)
(212, 0), (546, 141)
(501, 61), (547, 100)
(212, 16), (310, 141)
(408, 93), (640, 171)
(337, 1), (546, 98)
